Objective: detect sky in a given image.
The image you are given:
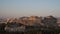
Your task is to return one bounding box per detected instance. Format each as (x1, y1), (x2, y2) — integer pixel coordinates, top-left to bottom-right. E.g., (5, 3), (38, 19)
(0, 0), (60, 18)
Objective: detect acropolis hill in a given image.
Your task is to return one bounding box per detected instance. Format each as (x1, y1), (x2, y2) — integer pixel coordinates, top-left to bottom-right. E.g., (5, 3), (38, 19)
(0, 15), (60, 34)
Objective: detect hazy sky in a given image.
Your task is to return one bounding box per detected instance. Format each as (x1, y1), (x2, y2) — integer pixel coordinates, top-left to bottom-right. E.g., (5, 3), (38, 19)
(0, 0), (60, 18)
